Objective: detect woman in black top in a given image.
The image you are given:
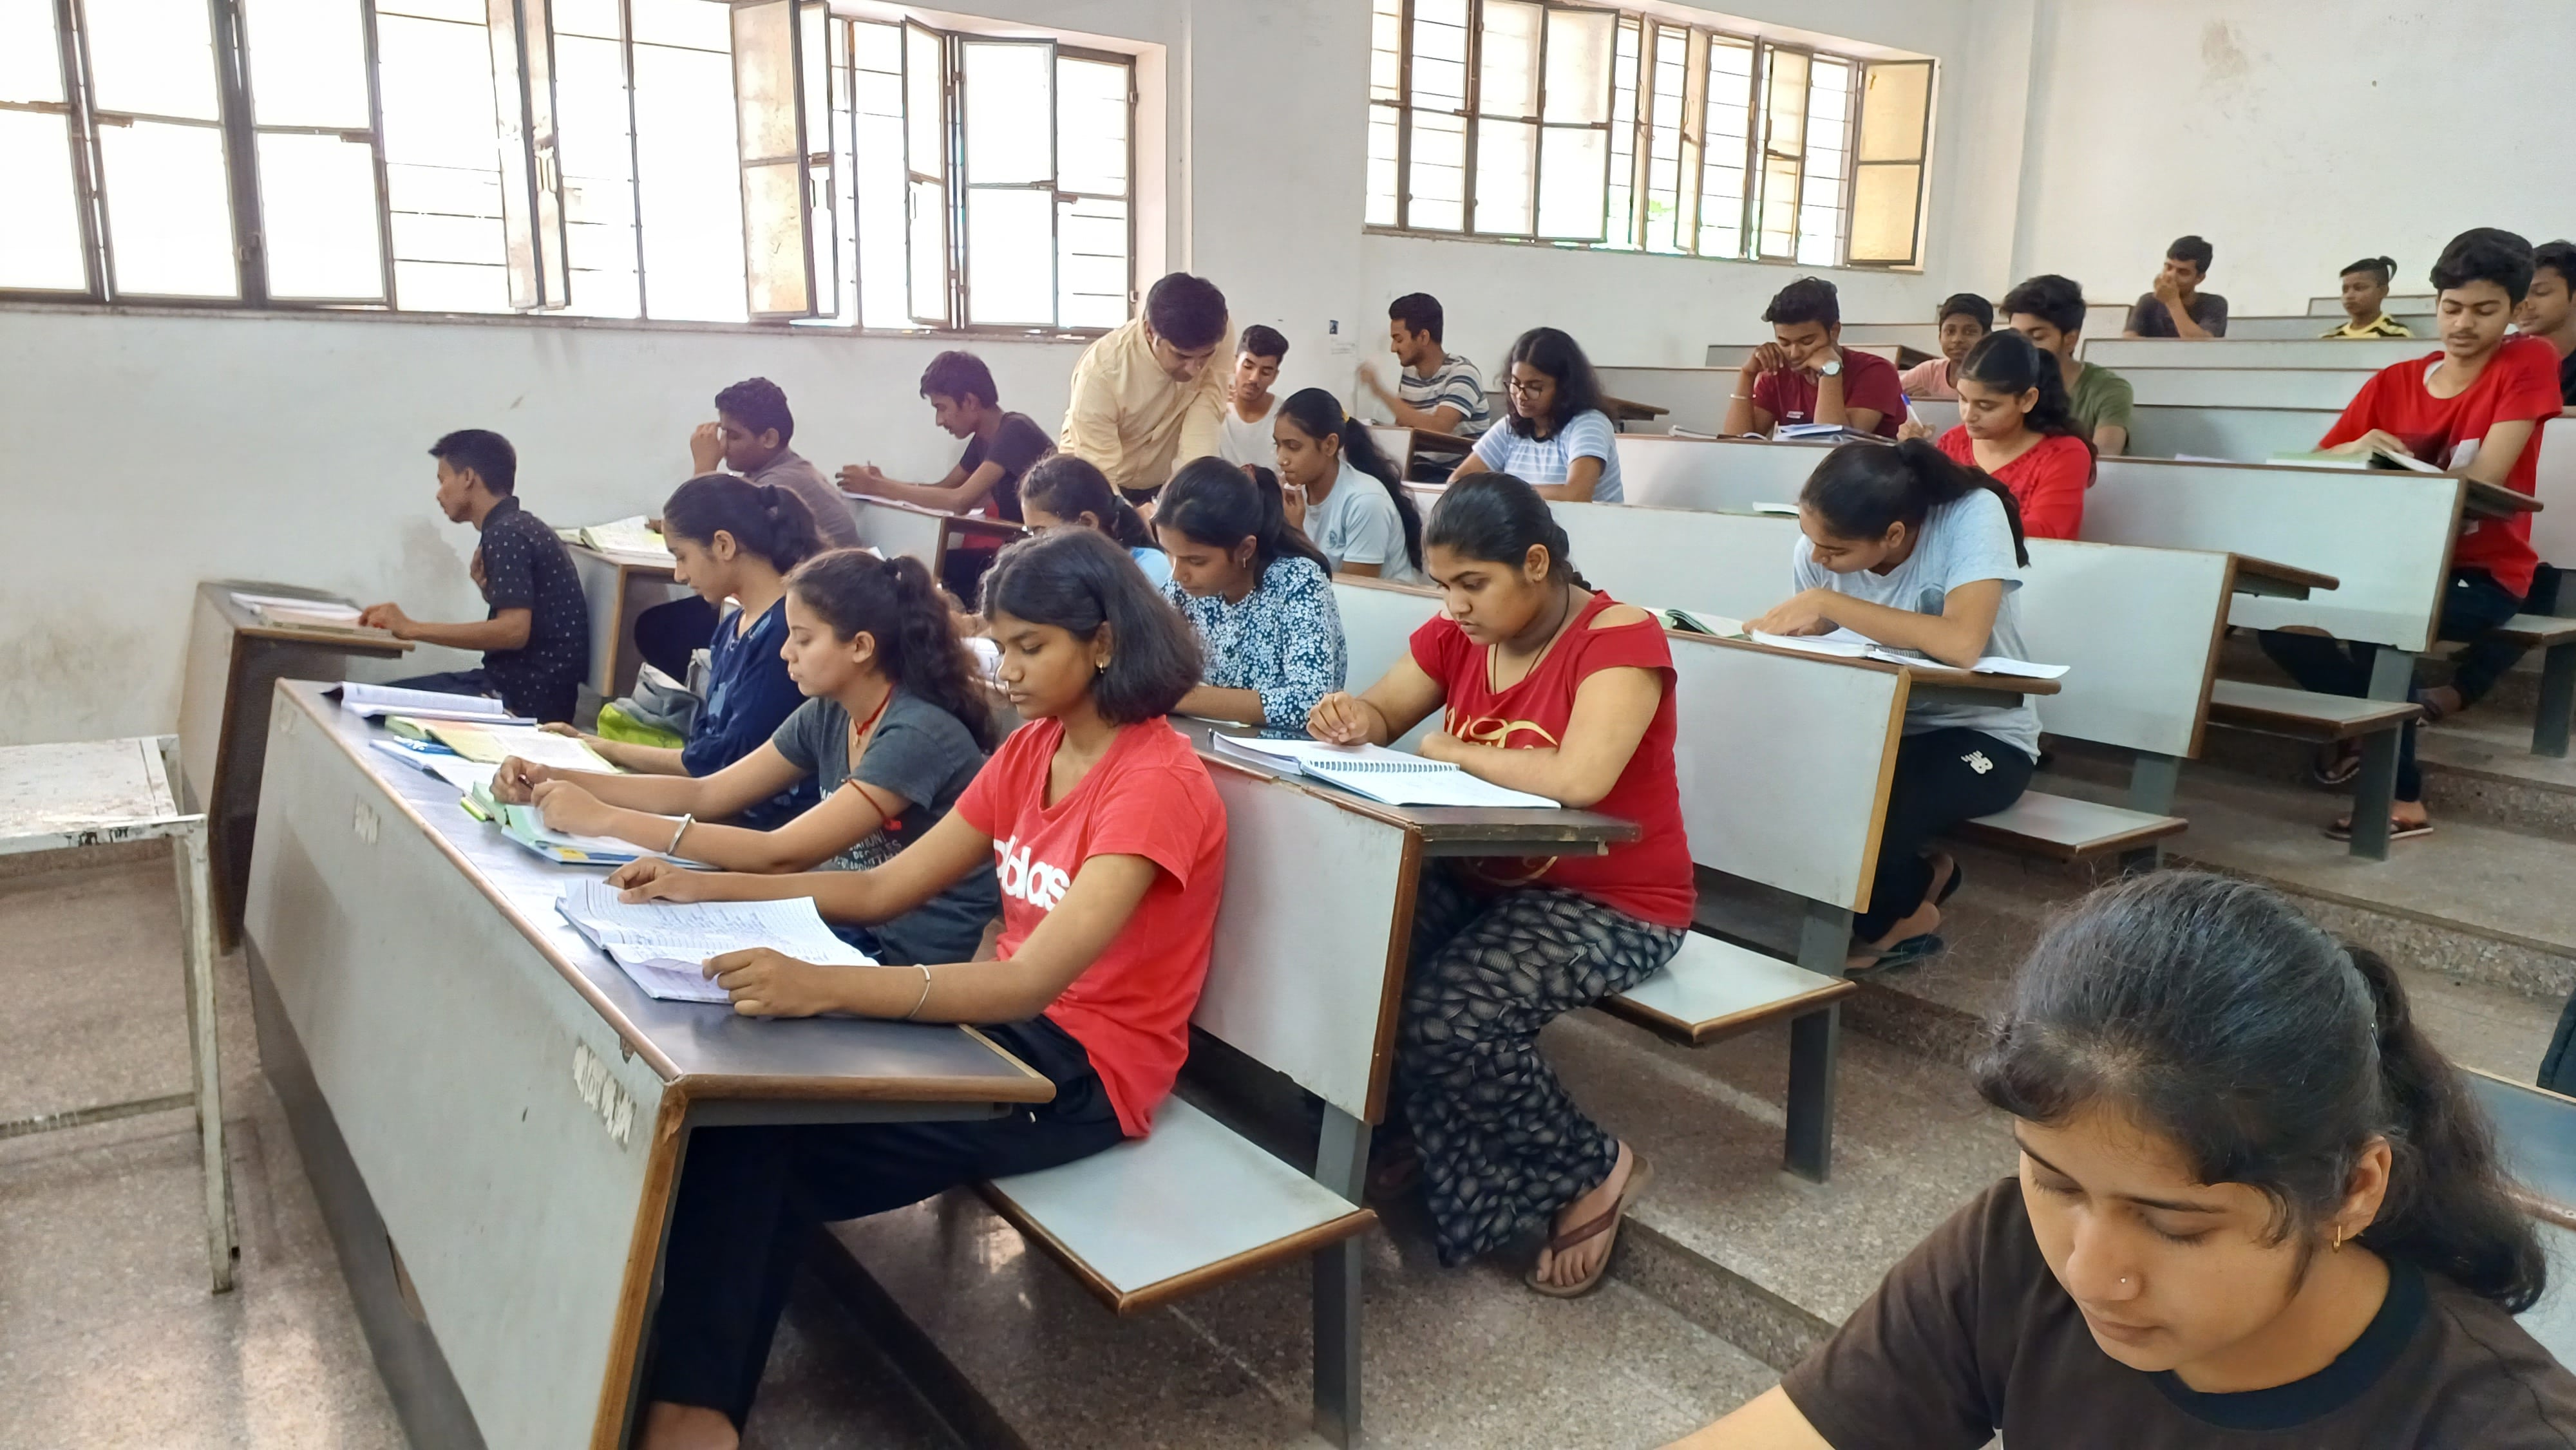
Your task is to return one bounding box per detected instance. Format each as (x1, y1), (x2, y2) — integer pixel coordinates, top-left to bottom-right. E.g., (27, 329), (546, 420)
(1672, 871), (2576, 1449)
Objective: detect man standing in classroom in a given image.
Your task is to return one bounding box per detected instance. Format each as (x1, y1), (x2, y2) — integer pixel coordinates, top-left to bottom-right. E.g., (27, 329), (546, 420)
(1059, 272), (1231, 507)
(2123, 234), (2228, 338)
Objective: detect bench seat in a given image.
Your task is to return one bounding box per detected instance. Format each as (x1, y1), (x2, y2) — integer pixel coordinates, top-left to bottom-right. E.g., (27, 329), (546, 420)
(981, 1097), (1376, 1315)
(2206, 679), (2420, 739)
(1600, 929), (1855, 1046)
(2459, 615), (2576, 758)
(1954, 789), (2186, 865)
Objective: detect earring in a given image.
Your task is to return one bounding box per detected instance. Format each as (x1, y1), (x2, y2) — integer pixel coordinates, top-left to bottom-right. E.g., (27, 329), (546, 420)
(2332, 1225), (2346, 1252)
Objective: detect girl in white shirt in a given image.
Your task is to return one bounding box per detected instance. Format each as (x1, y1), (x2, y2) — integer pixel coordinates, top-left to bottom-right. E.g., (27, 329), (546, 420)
(1272, 386), (1428, 587)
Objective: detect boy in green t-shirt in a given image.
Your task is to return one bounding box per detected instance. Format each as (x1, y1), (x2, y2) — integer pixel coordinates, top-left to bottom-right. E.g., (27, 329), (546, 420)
(2002, 274), (2134, 457)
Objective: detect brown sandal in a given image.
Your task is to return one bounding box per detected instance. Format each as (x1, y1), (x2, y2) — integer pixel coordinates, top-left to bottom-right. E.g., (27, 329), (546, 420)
(1524, 1153), (1654, 1299)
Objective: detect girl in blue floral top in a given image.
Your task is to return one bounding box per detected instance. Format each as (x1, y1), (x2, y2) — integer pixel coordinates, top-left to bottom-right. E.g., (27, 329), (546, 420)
(1154, 458), (1349, 727)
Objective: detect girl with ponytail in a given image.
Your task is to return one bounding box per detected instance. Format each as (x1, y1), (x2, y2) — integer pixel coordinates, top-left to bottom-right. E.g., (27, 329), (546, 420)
(494, 545), (1003, 967)
(1902, 329), (2094, 539)
(1677, 871), (2574, 1449)
(1749, 438), (2038, 968)
(1271, 386), (1428, 585)
(1309, 471), (1694, 1296)
(1151, 457), (1347, 726)
(551, 475), (824, 824)
(1018, 453), (1174, 589)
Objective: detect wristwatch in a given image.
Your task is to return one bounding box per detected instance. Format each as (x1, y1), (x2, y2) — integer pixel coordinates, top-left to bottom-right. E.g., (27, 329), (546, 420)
(1817, 359), (1844, 378)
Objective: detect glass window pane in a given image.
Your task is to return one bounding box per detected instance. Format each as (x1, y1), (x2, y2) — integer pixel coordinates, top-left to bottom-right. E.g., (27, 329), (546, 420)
(1368, 0), (1401, 103)
(0, 110), (88, 288)
(258, 132), (384, 297)
(242, 0), (372, 127)
(1797, 58), (1849, 265)
(99, 120), (237, 296)
(555, 28), (638, 318)
(1366, 102), (1399, 227)
(1763, 47), (1808, 156)
(1605, 16), (1637, 249)
(963, 41), (1052, 185)
(1405, 111), (1464, 231)
(1407, 0), (1466, 113)
(1698, 35), (1751, 258)
(1858, 60), (1929, 163)
(1536, 125), (1603, 240)
(906, 176), (945, 321)
(1541, 7), (1612, 126)
(904, 23), (942, 180)
(741, 160), (808, 314)
(1056, 55), (1126, 196)
(553, 0), (617, 38)
(1477, 1), (1539, 120)
(376, 10), (509, 310)
(850, 19), (907, 328)
(1642, 26), (1685, 253)
(1849, 163), (1920, 264)
(730, 0), (797, 160)
(1, 0), (68, 104)
(629, 0), (724, 49)
(634, 35), (746, 320)
(1472, 117), (1533, 234)
(86, 0), (222, 119)
(1057, 194), (1124, 328)
(1757, 155), (1798, 256)
(965, 187), (1050, 326)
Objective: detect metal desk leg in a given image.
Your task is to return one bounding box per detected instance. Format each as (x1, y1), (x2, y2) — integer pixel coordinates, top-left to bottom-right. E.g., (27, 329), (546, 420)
(1312, 1106), (1371, 1447)
(1784, 899), (1853, 1182)
(2366, 648), (2416, 702)
(2348, 731), (2401, 862)
(2534, 643), (2576, 758)
(173, 821), (238, 1292)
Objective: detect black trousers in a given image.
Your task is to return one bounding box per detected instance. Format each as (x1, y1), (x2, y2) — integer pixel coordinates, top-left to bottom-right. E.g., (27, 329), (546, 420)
(642, 1016), (1122, 1427)
(634, 596), (718, 683)
(383, 667), (576, 725)
(2257, 568), (2526, 803)
(1857, 728), (2035, 942)
(2543, 992), (2576, 1097)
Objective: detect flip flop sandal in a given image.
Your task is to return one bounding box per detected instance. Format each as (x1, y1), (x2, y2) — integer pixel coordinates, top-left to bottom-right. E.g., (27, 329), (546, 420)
(2312, 746), (2363, 789)
(1932, 856), (1967, 907)
(1848, 933), (1946, 975)
(1526, 1155), (1654, 1299)
(1367, 1138), (1421, 1200)
(2325, 816), (2435, 843)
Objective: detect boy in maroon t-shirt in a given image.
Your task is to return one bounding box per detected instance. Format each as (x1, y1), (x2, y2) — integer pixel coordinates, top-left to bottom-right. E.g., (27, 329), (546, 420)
(2260, 228), (2567, 842)
(1721, 277), (1906, 440)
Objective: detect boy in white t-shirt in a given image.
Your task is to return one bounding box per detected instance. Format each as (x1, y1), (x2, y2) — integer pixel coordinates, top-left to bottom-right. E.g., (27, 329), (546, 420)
(1217, 325), (1289, 467)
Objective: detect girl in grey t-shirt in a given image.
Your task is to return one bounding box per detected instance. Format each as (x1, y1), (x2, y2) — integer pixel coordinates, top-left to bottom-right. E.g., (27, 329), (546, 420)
(1747, 438), (2040, 972)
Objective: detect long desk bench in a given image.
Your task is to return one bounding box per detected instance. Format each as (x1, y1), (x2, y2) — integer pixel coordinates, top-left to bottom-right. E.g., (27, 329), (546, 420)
(2224, 314), (2434, 341)
(844, 493), (1028, 576)
(244, 682), (1053, 1450)
(2085, 336), (2429, 371)
(2128, 403), (2339, 461)
(2123, 367), (2372, 412)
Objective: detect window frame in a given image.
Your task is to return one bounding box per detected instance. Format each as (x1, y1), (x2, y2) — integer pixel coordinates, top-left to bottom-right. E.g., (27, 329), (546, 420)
(1365, 0), (1931, 273)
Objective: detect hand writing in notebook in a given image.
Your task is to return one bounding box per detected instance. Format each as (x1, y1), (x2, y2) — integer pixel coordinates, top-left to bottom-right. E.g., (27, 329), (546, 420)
(1307, 690), (1387, 746)
(1746, 588), (1840, 639)
(609, 856), (710, 903)
(703, 946), (833, 1017)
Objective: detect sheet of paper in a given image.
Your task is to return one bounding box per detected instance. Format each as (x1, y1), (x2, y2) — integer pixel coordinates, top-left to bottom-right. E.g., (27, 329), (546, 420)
(337, 681), (520, 722)
(1967, 656), (2072, 680)
(558, 880), (873, 964)
(232, 592), (365, 623)
(1300, 755), (1560, 809)
(1750, 502), (1801, 516)
(427, 757), (496, 794)
(1748, 628), (1872, 658)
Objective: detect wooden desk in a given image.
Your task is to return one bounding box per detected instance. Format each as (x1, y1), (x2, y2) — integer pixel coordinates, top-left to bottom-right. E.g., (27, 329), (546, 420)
(1602, 393), (1671, 427)
(2470, 479), (2544, 522)
(1, 736), (234, 1291)
(243, 682), (1049, 1450)
(178, 580), (413, 946)
(2230, 554), (2339, 600)
(567, 545), (688, 701)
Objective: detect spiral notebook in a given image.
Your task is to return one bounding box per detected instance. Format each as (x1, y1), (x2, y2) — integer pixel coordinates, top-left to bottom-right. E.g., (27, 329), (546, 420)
(1211, 735), (1558, 809)
(556, 879), (874, 1004)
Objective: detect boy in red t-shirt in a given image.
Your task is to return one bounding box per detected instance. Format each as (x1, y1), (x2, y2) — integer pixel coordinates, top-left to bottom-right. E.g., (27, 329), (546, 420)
(613, 529), (1226, 1447)
(1722, 277), (1908, 440)
(2260, 228), (2566, 843)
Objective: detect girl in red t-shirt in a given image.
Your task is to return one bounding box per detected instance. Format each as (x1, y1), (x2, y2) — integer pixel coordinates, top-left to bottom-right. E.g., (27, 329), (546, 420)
(2258, 229), (2568, 843)
(1902, 329), (2094, 540)
(1309, 473), (1694, 1298)
(614, 527), (1226, 1448)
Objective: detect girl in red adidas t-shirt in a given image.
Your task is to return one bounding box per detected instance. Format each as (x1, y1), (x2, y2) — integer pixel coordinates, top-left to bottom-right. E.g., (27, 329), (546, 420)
(1310, 472), (1694, 1299)
(2259, 229), (2568, 843)
(617, 527), (1226, 1449)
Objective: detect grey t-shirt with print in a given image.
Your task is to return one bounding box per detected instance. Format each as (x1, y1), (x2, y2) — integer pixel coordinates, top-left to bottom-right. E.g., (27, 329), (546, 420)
(1789, 488), (2041, 760)
(771, 691), (999, 964)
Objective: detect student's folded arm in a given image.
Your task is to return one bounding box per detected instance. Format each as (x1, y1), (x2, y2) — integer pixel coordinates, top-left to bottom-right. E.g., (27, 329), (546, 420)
(1660, 1387), (1833, 1450)
(1721, 385), (1774, 439)
(2464, 418), (2539, 486)
(1386, 396), (1464, 434)
(1817, 577), (2005, 670)
(859, 464), (979, 513)
(399, 608), (531, 651)
(1434, 663), (1658, 808)
(683, 777), (900, 873)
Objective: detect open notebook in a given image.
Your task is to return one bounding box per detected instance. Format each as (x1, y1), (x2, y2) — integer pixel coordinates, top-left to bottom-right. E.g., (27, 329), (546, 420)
(1211, 735), (1558, 809)
(556, 879), (874, 1004)
(335, 681), (521, 724)
(1639, 608), (2069, 681)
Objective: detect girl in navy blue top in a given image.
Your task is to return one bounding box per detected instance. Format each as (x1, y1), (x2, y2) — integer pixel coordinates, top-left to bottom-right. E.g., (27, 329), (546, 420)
(547, 475), (822, 826)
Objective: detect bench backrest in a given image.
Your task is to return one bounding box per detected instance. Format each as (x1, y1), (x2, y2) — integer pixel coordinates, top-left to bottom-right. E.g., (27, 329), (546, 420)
(1703, 342), (1911, 371)
(1327, 577), (1905, 912)
(2311, 294), (2433, 318)
(845, 495), (945, 564)
(2085, 337), (2425, 372)
(1596, 366), (1729, 436)
(1547, 502), (2230, 759)
(2124, 368), (2369, 411)
(2532, 415), (2576, 572)
(1368, 426), (1415, 479)
(2224, 314), (2434, 341)
(2128, 404), (2336, 461)
(2085, 460), (2461, 651)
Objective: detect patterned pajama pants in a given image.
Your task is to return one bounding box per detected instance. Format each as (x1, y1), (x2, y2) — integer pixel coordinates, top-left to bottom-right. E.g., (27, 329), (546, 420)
(1399, 865), (1684, 1266)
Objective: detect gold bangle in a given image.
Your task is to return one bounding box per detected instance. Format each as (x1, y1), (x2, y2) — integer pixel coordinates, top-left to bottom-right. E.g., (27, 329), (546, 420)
(902, 963), (933, 1021)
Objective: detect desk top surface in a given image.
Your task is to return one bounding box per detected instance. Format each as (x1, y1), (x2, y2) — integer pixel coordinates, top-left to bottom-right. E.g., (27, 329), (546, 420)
(2466, 1068), (2576, 1223)
(1168, 716), (1640, 852)
(198, 580), (415, 654)
(0, 737), (187, 848)
(276, 683), (1052, 1104)
(566, 544), (677, 574)
(2230, 553), (2341, 593)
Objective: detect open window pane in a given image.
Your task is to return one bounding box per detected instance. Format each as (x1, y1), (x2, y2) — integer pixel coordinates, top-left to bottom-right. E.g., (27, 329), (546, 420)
(1542, 6), (1613, 126)
(99, 122), (237, 296)
(905, 176), (945, 323)
(965, 187), (1050, 325)
(1698, 35), (1752, 258)
(1857, 59), (1930, 162)
(1473, 117), (1534, 234)
(1056, 55), (1125, 196)
(732, 0), (811, 317)
(1405, 110), (1465, 232)
(1536, 125), (1604, 240)
(241, 0), (372, 127)
(1407, 0), (1468, 115)
(486, 0), (569, 309)
(1366, 102), (1399, 227)
(377, 3), (509, 310)
(258, 133), (386, 297)
(1849, 163), (1921, 265)
(1641, 24), (1686, 252)
(1057, 194), (1124, 329)
(904, 23), (942, 180)
(1795, 57), (1848, 266)
(963, 41), (1052, 185)
(0, 111), (88, 290)
(1478, 1), (1540, 120)
(634, 25), (747, 320)
(739, 162), (808, 314)
(553, 6), (641, 318)
(86, 0), (222, 120)
(848, 19), (907, 327)
(802, 3), (840, 317)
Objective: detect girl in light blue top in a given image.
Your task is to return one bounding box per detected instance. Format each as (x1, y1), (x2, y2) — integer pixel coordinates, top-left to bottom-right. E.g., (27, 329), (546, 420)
(1452, 326), (1624, 503)
(1271, 388), (1428, 587)
(1018, 453), (1173, 590)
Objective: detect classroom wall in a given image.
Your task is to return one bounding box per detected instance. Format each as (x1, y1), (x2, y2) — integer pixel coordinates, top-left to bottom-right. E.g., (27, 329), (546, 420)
(4, 0), (2017, 744)
(2012, 0), (2575, 317)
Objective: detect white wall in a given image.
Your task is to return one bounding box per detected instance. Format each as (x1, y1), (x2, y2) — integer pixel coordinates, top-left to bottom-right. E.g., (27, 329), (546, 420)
(3, 0), (2014, 744)
(2014, 0), (2576, 317)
